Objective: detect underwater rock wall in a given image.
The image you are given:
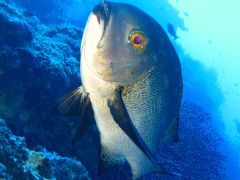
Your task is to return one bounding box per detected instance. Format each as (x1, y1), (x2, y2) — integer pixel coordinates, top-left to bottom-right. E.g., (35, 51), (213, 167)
(0, 0), (99, 176)
(10, 0), (70, 25)
(0, 118), (90, 179)
(11, 0), (97, 27)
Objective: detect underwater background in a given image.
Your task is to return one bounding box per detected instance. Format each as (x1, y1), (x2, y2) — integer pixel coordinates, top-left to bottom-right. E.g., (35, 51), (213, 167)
(0, 0), (239, 179)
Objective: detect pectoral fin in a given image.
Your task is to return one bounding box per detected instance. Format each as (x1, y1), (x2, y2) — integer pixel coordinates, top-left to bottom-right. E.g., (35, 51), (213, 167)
(52, 86), (94, 143)
(72, 96), (95, 145)
(107, 87), (158, 166)
(52, 86), (87, 116)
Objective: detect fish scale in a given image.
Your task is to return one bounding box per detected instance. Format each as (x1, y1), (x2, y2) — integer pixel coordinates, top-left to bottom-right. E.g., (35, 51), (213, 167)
(123, 64), (180, 153)
(55, 1), (182, 179)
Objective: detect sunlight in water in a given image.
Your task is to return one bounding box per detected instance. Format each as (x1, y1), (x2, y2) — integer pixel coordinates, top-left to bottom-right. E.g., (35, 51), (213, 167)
(169, 0), (240, 142)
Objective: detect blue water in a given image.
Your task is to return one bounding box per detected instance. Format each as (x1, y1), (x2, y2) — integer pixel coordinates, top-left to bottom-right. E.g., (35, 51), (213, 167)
(1, 0), (240, 179)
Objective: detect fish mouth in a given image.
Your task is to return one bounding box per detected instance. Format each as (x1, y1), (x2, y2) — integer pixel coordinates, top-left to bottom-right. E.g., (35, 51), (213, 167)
(93, 1), (111, 48)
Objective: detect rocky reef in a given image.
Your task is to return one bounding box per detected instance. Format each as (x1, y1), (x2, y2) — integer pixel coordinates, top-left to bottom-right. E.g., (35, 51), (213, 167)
(0, 0), (226, 179)
(0, 118), (90, 179)
(0, 0), (99, 177)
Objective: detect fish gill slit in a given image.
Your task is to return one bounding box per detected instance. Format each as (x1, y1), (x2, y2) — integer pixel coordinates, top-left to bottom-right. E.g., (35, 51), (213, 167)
(125, 67), (155, 97)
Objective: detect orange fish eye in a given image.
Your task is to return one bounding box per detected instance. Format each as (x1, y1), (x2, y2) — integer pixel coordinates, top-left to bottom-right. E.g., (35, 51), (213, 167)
(128, 31), (147, 52)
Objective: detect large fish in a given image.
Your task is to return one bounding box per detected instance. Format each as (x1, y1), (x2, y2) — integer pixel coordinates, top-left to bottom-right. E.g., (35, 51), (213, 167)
(54, 1), (182, 179)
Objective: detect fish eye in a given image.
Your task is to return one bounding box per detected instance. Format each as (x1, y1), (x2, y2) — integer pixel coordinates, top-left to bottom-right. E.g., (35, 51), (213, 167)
(128, 30), (147, 52)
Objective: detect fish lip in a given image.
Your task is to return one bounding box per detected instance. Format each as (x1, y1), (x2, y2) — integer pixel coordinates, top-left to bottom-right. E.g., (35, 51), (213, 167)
(93, 2), (110, 24)
(92, 1), (111, 48)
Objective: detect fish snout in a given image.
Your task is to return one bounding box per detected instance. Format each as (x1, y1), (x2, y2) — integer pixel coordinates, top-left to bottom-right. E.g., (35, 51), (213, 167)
(93, 1), (111, 25)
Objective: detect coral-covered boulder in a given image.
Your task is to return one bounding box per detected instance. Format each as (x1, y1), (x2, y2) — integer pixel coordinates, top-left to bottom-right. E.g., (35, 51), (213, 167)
(0, 118), (90, 179)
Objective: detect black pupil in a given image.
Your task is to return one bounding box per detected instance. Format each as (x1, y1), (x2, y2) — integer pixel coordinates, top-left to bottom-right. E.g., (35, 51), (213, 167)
(134, 36), (143, 44)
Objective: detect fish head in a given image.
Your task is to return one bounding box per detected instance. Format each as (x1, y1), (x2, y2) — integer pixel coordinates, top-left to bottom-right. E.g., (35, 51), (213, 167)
(81, 1), (175, 86)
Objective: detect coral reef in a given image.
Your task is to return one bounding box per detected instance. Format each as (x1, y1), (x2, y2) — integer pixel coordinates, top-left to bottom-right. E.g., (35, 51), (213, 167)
(156, 102), (226, 179)
(0, 118), (90, 179)
(0, 0), (99, 176)
(11, 0), (92, 26)
(10, 0), (70, 24)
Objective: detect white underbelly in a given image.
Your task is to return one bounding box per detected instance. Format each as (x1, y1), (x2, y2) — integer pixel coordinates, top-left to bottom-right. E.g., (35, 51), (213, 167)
(81, 60), (158, 178)
(89, 94), (156, 178)
(90, 94), (127, 152)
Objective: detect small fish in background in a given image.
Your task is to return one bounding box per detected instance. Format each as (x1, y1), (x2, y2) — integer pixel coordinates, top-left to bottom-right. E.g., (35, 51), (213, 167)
(167, 23), (178, 40)
(54, 1), (182, 179)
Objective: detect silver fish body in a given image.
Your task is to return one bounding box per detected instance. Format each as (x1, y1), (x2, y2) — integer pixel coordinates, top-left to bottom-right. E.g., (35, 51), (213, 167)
(123, 63), (182, 153)
(81, 50), (182, 178)
(54, 1), (182, 179)
(81, 57), (167, 178)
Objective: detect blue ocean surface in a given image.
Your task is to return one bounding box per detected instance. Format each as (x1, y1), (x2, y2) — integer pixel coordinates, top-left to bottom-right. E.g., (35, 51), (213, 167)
(0, 0), (239, 179)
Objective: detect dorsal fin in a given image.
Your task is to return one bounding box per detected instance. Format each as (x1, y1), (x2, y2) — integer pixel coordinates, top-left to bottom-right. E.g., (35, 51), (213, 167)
(52, 86), (95, 143)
